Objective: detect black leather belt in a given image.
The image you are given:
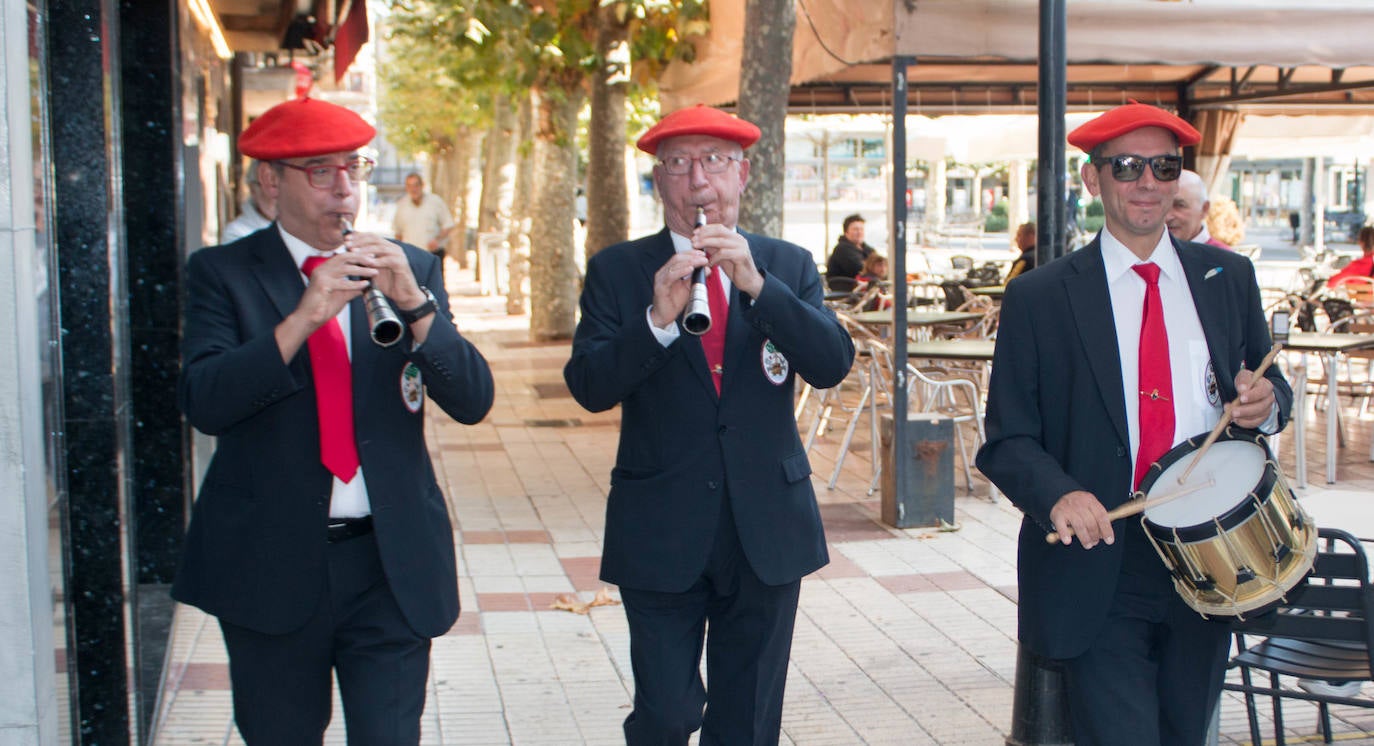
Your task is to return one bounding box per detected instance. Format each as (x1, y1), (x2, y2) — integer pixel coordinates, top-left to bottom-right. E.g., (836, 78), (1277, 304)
(326, 515), (374, 543)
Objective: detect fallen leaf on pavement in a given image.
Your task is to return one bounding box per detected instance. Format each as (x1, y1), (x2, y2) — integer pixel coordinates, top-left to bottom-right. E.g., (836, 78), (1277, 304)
(550, 587), (622, 615)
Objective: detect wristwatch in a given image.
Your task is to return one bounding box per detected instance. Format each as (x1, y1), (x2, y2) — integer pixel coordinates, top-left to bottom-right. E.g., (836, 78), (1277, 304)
(398, 286), (438, 324)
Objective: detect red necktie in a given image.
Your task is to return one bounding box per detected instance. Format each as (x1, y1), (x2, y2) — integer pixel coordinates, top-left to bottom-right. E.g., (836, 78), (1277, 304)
(702, 267), (728, 395)
(301, 256), (360, 482)
(1132, 262), (1174, 490)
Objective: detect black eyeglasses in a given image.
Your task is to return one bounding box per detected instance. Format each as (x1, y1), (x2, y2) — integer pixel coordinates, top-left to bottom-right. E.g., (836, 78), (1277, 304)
(658, 153), (741, 176)
(1094, 153), (1183, 183)
(278, 157), (376, 189)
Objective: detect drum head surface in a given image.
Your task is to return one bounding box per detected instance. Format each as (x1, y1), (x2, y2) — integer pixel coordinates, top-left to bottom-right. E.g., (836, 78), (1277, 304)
(1144, 440), (1266, 528)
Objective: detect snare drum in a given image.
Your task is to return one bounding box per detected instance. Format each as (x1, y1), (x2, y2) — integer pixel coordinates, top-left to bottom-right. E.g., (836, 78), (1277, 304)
(1139, 428), (1315, 620)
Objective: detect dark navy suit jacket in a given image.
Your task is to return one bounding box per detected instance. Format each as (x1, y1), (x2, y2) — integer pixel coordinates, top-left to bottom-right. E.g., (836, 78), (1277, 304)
(976, 236), (1292, 659)
(172, 226), (493, 638)
(564, 228), (854, 592)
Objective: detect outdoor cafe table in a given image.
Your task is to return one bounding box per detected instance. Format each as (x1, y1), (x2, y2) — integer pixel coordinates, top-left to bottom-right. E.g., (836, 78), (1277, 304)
(969, 285), (1006, 300)
(1283, 332), (1374, 487)
(904, 339), (997, 362)
(848, 309), (984, 340)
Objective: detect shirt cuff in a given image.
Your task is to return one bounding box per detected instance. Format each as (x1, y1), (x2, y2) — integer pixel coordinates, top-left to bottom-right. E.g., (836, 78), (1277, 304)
(647, 306), (679, 347)
(1257, 400), (1281, 435)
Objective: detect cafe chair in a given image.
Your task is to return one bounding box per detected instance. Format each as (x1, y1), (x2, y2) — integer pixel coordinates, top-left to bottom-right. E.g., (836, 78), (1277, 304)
(1333, 276), (1374, 312)
(1224, 528), (1374, 746)
(797, 315), (880, 488)
(1323, 313), (1374, 418)
(949, 254), (974, 272)
(854, 329), (986, 494)
(827, 275), (859, 293)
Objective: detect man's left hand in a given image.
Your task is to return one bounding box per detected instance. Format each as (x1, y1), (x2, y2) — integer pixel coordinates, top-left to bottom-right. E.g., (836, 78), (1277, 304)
(1231, 367), (1276, 428)
(343, 230), (426, 309)
(695, 224), (763, 297)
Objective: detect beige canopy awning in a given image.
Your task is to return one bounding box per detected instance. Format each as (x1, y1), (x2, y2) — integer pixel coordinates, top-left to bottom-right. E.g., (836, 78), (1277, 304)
(659, 0), (1374, 116)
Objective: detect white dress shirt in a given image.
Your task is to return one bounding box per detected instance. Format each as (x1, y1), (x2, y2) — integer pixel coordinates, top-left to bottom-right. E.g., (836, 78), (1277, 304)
(1101, 229), (1222, 481)
(280, 224), (372, 518)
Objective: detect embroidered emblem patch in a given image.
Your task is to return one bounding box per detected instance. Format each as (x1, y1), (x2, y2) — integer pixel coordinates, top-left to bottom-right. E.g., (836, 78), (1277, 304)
(401, 363), (424, 413)
(1204, 361), (1221, 407)
(761, 340), (788, 385)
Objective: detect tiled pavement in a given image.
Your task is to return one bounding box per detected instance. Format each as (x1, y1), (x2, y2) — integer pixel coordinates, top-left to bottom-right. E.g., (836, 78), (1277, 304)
(151, 267), (1374, 745)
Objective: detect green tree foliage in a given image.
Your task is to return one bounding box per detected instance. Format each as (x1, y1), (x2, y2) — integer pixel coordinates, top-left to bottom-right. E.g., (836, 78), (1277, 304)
(379, 1), (492, 153)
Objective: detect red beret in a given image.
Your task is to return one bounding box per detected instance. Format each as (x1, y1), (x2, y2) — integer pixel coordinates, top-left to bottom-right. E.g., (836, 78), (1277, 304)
(1067, 102), (1200, 153)
(636, 105), (761, 155)
(239, 98), (375, 160)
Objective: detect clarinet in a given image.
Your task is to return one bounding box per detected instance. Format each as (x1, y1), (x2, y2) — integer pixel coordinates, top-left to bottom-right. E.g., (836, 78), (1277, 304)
(340, 219), (403, 347)
(681, 207), (712, 336)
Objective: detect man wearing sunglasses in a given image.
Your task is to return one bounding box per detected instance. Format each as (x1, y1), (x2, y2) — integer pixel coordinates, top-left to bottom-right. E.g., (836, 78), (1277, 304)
(174, 97), (494, 744)
(977, 102), (1291, 745)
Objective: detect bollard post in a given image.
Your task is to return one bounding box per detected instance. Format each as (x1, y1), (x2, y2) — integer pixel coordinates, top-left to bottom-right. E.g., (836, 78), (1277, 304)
(1006, 643), (1074, 746)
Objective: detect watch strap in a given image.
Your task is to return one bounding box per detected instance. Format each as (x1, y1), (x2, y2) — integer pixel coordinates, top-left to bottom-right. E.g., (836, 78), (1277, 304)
(398, 286), (437, 324)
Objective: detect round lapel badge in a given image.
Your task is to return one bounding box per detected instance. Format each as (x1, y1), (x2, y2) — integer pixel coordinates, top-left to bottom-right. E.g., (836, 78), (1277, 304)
(761, 340), (788, 385)
(400, 363), (424, 413)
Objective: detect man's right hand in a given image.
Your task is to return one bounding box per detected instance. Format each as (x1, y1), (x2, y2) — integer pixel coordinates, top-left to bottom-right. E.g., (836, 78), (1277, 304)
(274, 254), (373, 363)
(1049, 490), (1115, 549)
(650, 249), (709, 328)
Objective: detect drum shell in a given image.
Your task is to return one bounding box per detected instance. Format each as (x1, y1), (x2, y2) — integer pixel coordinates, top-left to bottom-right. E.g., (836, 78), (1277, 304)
(1140, 430), (1316, 619)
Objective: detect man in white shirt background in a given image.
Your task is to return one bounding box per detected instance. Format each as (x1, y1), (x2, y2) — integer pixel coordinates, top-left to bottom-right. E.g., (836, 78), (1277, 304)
(392, 171), (455, 277)
(222, 159), (277, 243)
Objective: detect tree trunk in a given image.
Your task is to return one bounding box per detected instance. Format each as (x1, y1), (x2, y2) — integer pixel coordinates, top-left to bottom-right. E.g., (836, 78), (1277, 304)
(428, 127), (475, 268)
(737, 0), (795, 237)
(508, 94), (536, 315)
(585, 5), (631, 260)
(528, 87), (583, 341)
(477, 94), (518, 286)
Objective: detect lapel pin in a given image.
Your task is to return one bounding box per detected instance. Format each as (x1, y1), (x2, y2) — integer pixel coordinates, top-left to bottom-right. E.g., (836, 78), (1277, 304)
(1204, 267), (1223, 280)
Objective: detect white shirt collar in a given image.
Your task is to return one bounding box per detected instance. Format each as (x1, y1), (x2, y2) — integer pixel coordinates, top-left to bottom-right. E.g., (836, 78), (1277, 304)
(1100, 227), (1182, 286)
(1193, 223), (1213, 244)
(278, 223), (342, 275)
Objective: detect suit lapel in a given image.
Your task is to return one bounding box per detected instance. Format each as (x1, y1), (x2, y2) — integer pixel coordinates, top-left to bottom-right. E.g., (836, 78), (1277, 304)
(349, 296), (380, 423)
(644, 228), (718, 399)
(249, 231), (307, 322)
(1064, 240), (1130, 449)
(718, 232), (764, 402)
(1177, 239), (1238, 400)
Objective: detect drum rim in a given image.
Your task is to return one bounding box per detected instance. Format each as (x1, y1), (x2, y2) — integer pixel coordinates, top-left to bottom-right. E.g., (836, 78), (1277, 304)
(1140, 427), (1278, 542)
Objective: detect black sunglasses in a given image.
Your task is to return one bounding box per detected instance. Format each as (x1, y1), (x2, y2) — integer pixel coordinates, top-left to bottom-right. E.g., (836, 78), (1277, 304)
(1094, 153), (1183, 183)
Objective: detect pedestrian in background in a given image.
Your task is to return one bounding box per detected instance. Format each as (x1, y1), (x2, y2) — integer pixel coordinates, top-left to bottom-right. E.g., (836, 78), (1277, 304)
(393, 171), (455, 277)
(222, 159), (277, 243)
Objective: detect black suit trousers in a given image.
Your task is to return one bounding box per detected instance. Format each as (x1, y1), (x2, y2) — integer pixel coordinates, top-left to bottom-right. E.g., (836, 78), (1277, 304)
(219, 532), (431, 746)
(1061, 523), (1231, 746)
(619, 504), (802, 746)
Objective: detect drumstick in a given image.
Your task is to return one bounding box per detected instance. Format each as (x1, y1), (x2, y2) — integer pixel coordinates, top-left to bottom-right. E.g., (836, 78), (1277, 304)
(1176, 343), (1283, 484)
(1044, 479), (1215, 544)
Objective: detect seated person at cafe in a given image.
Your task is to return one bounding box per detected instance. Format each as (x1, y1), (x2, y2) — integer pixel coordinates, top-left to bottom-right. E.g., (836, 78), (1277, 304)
(826, 213), (875, 290)
(1326, 225), (1374, 288)
(1005, 221), (1037, 281)
(855, 253), (891, 311)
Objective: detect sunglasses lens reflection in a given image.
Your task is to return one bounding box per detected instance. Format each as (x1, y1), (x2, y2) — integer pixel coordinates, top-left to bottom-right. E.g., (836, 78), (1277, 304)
(1108, 155), (1182, 182)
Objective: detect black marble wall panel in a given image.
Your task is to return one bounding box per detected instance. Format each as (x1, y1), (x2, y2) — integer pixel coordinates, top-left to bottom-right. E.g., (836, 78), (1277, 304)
(120, 0), (186, 587)
(47, 0), (137, 742)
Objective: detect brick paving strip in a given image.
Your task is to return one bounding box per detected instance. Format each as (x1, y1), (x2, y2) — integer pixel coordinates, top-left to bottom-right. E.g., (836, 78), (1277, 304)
(148, 270), (1374, 745)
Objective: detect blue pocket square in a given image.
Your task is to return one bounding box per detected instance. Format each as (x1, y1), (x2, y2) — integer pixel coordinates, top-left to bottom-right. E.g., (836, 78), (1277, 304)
(1204, 267), (1223, 280)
